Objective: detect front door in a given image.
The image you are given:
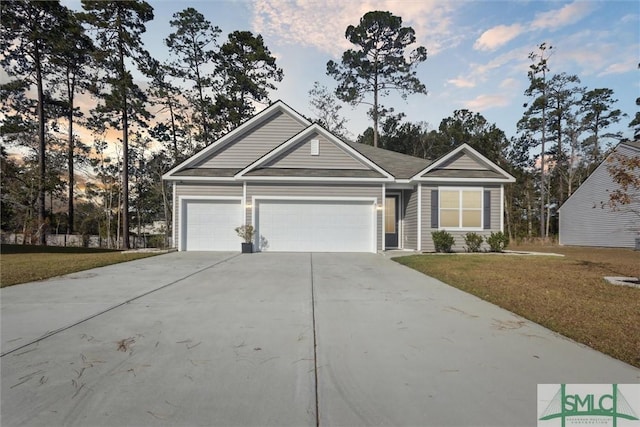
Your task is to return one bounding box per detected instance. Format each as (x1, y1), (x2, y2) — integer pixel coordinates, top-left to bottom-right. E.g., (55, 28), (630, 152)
(385, 195), (399, 248)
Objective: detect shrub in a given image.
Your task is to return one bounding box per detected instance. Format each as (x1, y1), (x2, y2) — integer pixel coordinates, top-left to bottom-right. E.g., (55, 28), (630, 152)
(235, 224), (255, 243)
(463, 232), (484, 253)
(431, 230), (455, 253)
(487, 231), (509, 252)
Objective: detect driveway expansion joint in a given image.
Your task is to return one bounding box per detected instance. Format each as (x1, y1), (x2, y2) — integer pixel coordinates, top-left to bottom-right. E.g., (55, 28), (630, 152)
(0, 253), (241, 358)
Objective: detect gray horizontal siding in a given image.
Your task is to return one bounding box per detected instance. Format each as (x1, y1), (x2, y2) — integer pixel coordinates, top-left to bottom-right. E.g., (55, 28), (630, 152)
(559, 144), (639, 248)
(173, 184), (243, 250)
(440, 152), (489, 170)
(420, 184), (503, 252)
(265, 132), (368, 170)
(196, 111), (305, 169)
(246, 183), (383, 250)
(403, 188), (418, 250)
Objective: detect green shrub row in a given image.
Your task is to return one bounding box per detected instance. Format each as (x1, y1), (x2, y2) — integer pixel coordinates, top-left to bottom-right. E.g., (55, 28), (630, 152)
(430, 231), (509, 253)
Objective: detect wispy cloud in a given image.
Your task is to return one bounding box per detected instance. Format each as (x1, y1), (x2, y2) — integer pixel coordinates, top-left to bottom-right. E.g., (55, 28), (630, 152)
(463, 94), (511, 111)
(598, 58), (638, 76)
(530, 1), (595, 31)
(447, 77), (475, 88)
(251, 0), (460, 57)
(474, 24), (524, 51)
(499, 78), (519, 90)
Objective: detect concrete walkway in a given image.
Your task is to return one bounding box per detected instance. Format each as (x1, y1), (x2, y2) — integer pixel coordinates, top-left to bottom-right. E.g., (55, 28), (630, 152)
(1, 252), (638, 426)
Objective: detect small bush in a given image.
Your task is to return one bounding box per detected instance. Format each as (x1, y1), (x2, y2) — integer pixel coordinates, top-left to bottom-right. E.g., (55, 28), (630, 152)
(432, 230), (455, 253)
(487, 231), (509, 252)
(463, 232), (484, 253)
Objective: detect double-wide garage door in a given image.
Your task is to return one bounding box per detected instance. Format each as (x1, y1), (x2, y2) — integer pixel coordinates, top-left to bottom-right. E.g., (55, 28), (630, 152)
(255, 200), (375, 253)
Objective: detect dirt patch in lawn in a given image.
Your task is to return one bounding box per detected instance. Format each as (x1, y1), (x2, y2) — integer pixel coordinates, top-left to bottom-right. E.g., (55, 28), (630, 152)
(394, 245), (640, 368)
(1, 244), (158, 288)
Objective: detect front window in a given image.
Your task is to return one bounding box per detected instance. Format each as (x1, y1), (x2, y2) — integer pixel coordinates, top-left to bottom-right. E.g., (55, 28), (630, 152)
(440, 189), (482, 229)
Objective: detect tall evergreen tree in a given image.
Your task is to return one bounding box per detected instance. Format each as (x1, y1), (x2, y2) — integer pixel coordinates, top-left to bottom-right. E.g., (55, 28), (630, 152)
(213, 30), (283, 131)
(519, 42), (553, 238)
(50, 9), (95, 234)
(579, 88), (623, 163)
(326, 11), (428, 147)
(80, 0), (154, 249)
(1, 0), (70, 244)
(545, 73), (583, 205)
(165, 7), (220, 146)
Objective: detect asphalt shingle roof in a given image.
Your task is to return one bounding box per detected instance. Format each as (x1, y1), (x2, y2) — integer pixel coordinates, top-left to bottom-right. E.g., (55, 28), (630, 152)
(243, 168), (385, 178)
(345, 141), (433, 179)
(173, 168), (240, 177)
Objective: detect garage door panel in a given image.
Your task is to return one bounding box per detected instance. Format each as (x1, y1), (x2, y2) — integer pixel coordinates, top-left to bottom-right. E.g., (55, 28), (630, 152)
(183, 199), (241, 251)
(256, 200), (374, 253)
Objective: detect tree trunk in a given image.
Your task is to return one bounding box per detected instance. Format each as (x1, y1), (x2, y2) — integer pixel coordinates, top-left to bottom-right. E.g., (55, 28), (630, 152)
(168, 101), (178, 158)
(373, 59), (379, 148)
(67, 71), (75, 234)
(540, 79), (546, 239)
(35, 41), (47, 245)
(117, 15), (130, 249)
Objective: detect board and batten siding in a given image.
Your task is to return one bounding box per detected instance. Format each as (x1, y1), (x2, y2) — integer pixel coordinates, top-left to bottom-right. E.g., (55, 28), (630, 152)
(559, 144), (639, 248)
(439, 152), (490, 170)
(173, 184), (244, 250)
(265, 133), (369, 170)
(403, 188), (418, 250)
(420, 184), (502, 252)
(246, 183), (383, 250)
(196, 111), (306, 169)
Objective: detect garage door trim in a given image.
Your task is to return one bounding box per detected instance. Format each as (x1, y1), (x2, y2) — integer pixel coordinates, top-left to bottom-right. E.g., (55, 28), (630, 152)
(178, 196), (243, 251)
(251, 196), (378, 253)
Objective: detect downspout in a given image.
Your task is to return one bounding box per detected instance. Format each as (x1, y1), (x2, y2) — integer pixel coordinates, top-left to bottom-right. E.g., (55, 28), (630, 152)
(173, 182), (177, 250)
(500, 185), (504, 232)
(417, 184), (422, 252)
(381, 183), (386, 252)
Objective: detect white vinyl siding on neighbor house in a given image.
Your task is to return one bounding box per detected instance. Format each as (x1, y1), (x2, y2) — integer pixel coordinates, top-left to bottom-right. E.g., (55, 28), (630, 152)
(246, 183), (383, 250)
(559, 143), (639, 248)
(195, 111), (306, 169)
(264, 133), (370, 170)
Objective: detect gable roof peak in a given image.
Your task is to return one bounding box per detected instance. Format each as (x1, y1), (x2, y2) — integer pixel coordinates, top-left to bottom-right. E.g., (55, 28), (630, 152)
(163, 99), (310, 180)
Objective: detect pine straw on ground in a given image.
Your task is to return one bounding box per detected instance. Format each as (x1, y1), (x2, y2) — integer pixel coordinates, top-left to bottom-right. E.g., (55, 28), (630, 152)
(394, 245), (640, 368)
(1, 244), (158, 288)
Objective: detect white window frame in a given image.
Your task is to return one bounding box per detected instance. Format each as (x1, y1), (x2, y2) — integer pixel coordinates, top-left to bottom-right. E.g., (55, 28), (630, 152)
(438, 187), (484, 231)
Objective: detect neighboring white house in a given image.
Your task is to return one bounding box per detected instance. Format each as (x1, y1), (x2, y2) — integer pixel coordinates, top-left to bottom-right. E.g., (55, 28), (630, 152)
(559, 140), (640, 249)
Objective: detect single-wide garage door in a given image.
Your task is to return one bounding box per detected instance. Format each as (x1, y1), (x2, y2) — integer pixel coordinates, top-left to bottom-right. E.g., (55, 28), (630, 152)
(182, 199), (242, 251)
(255, 200), (375, 252)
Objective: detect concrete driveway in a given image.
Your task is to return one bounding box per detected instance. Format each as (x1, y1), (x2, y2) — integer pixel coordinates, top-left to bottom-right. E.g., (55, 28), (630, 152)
(1, 252), (638, 426)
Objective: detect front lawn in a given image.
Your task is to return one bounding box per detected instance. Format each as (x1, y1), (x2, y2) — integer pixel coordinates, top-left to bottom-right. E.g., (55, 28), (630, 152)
(0, 244), (159, 288)
(394, 246), (640, 368)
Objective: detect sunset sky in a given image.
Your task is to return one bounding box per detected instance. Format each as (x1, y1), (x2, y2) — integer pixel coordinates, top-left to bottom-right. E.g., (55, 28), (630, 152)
(56, 0), (640, 145)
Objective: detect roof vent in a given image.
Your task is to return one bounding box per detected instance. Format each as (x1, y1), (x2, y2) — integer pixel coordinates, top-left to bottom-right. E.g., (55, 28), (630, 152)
(310, 139), (320, 156)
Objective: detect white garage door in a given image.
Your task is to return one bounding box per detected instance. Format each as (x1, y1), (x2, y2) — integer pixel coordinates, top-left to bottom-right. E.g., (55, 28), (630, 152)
(182, 199), (242, 251)
(255, 200), (375, 252)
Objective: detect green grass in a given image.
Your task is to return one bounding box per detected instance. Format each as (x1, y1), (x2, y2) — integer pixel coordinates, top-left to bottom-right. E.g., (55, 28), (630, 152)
(1, 244), (159, 288)
(394, 246), (640, 368)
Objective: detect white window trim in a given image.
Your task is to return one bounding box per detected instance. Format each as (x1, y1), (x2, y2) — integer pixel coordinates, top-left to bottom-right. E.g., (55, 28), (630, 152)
(438, 187), (484, 231)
